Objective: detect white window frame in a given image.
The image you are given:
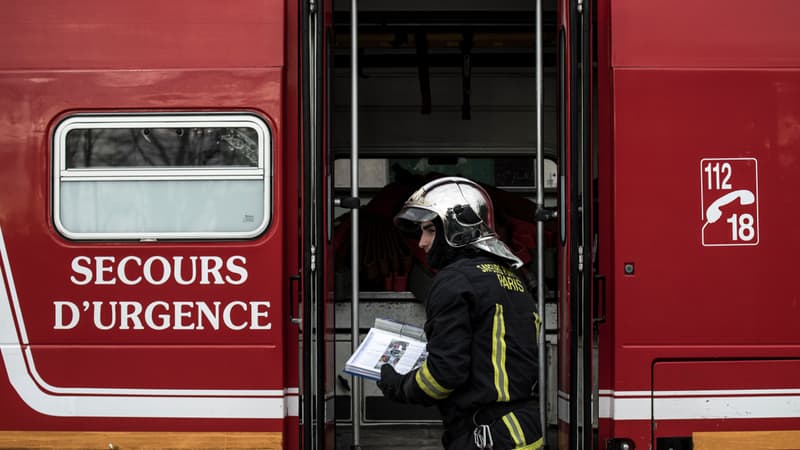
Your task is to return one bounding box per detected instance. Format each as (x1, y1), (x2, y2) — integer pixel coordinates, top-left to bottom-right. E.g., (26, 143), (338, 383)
(52, 113), (272, 240)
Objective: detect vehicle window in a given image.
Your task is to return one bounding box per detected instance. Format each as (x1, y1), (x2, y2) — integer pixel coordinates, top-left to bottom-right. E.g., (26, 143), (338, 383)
(53, 114), (271, 240)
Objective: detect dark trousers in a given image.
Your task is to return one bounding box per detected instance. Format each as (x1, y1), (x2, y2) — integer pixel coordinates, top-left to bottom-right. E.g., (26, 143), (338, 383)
(443, 399), (542, 449)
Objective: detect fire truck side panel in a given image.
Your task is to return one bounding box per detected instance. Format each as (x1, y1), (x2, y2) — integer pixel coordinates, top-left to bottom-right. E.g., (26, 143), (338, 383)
(606, 0), (800, 446)
(0, 1), (298, 447)
(653, 360), (800, 432)
(3, 0), (284, 70)
(611, 0), (800, 68)
(611, 66), (800, 446)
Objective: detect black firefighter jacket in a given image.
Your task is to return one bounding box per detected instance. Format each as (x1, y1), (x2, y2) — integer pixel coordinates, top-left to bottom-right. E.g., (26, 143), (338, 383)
(396, 254), (542, 449)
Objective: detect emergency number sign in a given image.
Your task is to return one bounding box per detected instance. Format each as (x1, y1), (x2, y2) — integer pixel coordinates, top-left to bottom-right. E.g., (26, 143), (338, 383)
(700, 158), (759, 246)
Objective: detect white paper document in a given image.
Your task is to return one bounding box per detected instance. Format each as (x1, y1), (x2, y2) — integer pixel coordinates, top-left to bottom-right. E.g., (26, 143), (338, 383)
(343, 319), (428, 381)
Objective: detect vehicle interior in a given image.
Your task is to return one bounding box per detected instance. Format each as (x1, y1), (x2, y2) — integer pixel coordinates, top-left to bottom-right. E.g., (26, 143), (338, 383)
(327, 0), (561, 447)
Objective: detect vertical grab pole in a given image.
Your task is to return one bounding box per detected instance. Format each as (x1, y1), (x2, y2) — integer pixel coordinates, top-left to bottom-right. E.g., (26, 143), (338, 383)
(349, 0), (361, 447)
(535, 0), (547, 445)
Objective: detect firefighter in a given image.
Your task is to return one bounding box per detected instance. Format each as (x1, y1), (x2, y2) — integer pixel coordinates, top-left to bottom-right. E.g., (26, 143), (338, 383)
(378, 176), (543, 450)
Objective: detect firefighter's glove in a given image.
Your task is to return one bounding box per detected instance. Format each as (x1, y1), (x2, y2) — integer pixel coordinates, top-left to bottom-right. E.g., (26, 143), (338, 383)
(377, 364), (406, 403)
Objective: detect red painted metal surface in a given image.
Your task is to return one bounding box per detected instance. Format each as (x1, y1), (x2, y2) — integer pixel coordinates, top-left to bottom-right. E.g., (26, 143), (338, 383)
(611, 0), (800, 68)
(0, 0), (298, 442)
(652, 360), (800, 441)
(613, 67), (800, 380)
(600, 1), (800, 447)
(3, 0), (284, 70)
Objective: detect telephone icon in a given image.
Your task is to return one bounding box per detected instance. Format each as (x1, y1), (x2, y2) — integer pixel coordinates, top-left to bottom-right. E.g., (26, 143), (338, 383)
(705, 189), (755, 223)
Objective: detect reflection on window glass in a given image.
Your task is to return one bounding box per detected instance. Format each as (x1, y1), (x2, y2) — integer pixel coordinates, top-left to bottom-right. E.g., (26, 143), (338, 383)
(65, 127), (259, 168)
(390, 157), (537, 187)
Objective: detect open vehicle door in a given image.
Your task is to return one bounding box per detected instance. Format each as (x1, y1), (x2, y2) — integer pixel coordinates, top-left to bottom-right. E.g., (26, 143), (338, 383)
(300, 0), (336, 447)
(557, 0), (595, 448)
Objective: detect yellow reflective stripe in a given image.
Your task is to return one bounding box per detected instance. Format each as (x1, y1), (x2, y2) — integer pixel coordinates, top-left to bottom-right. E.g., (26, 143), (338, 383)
(491, 304), (510, 401)
(414, 360), (453, 400)
(533, 312), (542, 345)
(515, 437), (543, 449)
(501, 412), (526, 447)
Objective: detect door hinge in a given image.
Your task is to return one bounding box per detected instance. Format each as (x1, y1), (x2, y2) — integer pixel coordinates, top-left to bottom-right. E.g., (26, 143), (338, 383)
(310, 245), (317, 272)
(577, 245), (584, 272)
(577, 0), (584, 14)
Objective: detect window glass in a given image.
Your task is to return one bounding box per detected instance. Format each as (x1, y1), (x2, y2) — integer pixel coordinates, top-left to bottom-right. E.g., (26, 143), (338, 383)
(53, 114), (271, 240)
(65, 127), (259, 168)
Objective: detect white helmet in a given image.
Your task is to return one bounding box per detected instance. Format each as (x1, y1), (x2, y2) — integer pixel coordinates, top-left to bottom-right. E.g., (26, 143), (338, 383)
(394, 177), (523, 268)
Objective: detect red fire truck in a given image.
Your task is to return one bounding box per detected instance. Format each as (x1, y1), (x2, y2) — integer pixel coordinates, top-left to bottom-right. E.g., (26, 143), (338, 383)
(1, 0), (799, 449)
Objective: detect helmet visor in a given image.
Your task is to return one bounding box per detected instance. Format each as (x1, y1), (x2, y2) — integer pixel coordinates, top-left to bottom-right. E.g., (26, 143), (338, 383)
(393, 206), (438, 233)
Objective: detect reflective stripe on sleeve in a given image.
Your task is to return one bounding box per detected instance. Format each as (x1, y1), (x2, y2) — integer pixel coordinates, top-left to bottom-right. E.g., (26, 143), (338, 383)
(414, 360), (453, 400)
(492, 304), (510, 401)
